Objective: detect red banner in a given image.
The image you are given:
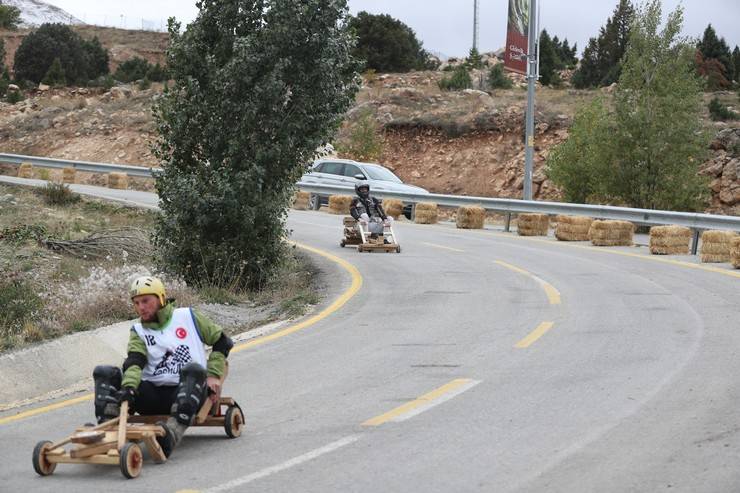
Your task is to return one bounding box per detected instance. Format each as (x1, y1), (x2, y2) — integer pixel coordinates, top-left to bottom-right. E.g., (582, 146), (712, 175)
(504, 0), (529, 75)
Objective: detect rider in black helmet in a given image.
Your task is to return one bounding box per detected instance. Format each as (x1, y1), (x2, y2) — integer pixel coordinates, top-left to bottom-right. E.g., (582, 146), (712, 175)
(350, 182), (391, 239)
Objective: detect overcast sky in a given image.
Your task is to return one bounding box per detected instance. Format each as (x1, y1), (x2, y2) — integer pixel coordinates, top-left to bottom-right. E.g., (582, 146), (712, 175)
(48, 0), (740, 58)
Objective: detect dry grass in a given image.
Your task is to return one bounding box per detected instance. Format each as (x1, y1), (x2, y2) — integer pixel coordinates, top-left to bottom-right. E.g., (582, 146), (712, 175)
(649, 226), (691, 255)
(107, 172), (128, 190)
(415, 202), (438, 224)
(517, 213), (549, 236)
(456, 205), (485, 229)
(329, 195), (353, 214)
(589, 220), (634, 246)
(62, 167), (76, 184)
(18, 162), (33, 178)
(383, 199), (404, 219)
(700, 230), (737, 263)
(555, 215), (592, 241)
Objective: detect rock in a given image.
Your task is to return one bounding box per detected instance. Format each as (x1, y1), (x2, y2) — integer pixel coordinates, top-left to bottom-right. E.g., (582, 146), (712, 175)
(110, 87), (132, 99)
(38, 84), (50, 92)
(7, 84), (19, 92)
(410, 170), (422, 179)
(462, 89), (490, 98)
(51, 95), (62, 102)
(700, 160), (724, 177)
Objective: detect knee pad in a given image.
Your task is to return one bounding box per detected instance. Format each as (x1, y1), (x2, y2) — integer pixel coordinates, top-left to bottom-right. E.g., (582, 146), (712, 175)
(173, 362), (207, 425)
(93, 365), (122, 421)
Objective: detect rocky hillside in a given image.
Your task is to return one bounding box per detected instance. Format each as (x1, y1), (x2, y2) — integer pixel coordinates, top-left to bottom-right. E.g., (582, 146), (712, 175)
(2, 0), (81, 27)
(0, 64), (737, 215)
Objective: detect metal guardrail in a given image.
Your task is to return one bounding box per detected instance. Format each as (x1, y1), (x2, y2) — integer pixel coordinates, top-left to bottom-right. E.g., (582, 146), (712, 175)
(0, 153), (160, 178)
(2, 152), (738, 234)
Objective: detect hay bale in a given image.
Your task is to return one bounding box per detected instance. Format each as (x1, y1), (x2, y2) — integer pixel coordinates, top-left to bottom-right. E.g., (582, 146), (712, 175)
(649, 225), (691, 255)
(554, 215), (593, 241)
(18, 162), (33, 179)
(414, 202), (438, 224)
(456, 205), (485, 229)
(700, 230), (736, 263)
(62, 167), (76, 184)
(292, 191), (310, 210)
(517, 213), (549, 236)
(383, 199), (404, 219)
(731, 237), (740, 269)
(328, 195), (353, 215)
(589, 220), (634, 246)
(107, 172), (128, 190)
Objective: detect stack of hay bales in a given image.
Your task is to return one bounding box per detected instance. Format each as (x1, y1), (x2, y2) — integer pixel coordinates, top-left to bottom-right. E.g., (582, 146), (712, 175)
(62, 167), (76, 184)
(382, 199), (404, 219)
(107, 172), (128, 190)
(414, 202), (438, 224)
(18, 162), (33, 178)
(456, 205), (485, 229)
(328, 195), (352, 215)
(648, 226), (691, 255)
(292, 191), (310, 210)
(731, 237), (740, 269)
(517, 213), (549, 236)
(554, 215), (593, 241)
(700, 230), (737, 263)
(589, 220), (634, 246)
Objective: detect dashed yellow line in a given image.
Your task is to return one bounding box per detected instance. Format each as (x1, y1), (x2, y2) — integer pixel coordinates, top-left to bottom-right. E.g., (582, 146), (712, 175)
(515, 322), (555, 348)
(494, 260), (562, 305)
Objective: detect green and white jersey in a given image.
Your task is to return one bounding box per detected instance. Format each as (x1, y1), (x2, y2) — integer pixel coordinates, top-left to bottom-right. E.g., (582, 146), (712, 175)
(132, 308), (208, 386)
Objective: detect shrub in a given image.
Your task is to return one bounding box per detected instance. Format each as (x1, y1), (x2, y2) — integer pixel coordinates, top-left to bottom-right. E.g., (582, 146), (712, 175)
(13, 23), (110, 85)
(38, 182), (81, 206)
(90, 74), (114, 89)
(42, 57), (67, 87)
(145, 62), (168, 82)
(336, 109), (384, 161)
(488, 64), (513, 89)
(708, 97), (739, 120)
(6, 90), (23, 104)
(438, 66), (472, 91)
(0, 276), (44, 349)
(137, 77), (152, 90)
(113, 57), (150, 83)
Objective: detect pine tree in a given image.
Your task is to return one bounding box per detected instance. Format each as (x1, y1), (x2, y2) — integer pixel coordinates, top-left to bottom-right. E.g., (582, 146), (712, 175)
(732, 46), (740, 84)
(466, 46), (483, 69)
(538, 30), (560, 86)
(571, 0), (635, 88)
(42, 57), (66, 86)
(698, 24), (732, 77)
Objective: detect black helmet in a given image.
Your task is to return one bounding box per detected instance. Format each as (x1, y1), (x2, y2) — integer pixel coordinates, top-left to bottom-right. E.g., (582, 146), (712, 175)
(355, 182), (370, 199)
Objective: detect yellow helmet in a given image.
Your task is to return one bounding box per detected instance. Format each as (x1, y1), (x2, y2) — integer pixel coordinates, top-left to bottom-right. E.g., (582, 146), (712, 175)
(129, 276), (166, 306)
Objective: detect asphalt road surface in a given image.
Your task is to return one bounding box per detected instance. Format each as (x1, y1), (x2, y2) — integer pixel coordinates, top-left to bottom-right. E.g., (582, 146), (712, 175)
(0, 177), (738, 492)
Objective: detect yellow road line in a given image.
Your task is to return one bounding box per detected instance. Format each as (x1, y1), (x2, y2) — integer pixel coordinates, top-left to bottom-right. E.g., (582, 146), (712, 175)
(362, 378), (477, 426)
(495, 260), (562, 305)
(421, 242), (465, 253)
(231, 241), (362, 353)
(0, 394), (93, 426)
(0, 242), (362, 426)
(515, 321), (555, 348)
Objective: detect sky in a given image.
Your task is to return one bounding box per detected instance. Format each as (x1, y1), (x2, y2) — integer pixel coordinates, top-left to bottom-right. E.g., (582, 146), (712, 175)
(47, 0), (740, 58)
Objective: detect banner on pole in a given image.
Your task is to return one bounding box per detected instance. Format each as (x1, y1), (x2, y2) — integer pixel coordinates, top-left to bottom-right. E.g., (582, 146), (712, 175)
(504, 0), (529, 75)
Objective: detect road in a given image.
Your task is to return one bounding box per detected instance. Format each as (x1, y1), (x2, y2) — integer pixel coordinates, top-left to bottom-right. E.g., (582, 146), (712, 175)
(0, 177), (739, 492)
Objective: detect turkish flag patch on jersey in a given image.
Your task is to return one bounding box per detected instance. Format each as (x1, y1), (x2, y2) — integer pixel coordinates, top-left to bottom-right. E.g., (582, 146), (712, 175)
(175, 327), (187, 339)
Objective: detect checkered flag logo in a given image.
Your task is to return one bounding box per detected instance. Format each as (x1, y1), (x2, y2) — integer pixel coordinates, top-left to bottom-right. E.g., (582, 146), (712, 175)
(154, 345), (193, 375)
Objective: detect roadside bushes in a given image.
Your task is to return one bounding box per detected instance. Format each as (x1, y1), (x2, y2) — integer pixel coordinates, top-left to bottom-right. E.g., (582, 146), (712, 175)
(14, 23), (110, 85)
(0, 276), (44, 350)
(114, 57), (168, 83)
(438, 66), (472, 91)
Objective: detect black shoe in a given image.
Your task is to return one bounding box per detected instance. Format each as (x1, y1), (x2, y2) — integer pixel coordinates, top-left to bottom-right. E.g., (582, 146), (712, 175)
(156, 420), (176, 458)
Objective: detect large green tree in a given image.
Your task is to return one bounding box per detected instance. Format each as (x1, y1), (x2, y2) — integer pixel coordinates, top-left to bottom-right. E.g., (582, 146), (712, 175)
(0, 4), (21, 30)
(348, 11), (432, 72)
(572, 0), (635, 88)
(153, 0), (360, 288)
(548, 0), (708, 212)
(538, 30), (560, 86)
(696, 24), (733, 89)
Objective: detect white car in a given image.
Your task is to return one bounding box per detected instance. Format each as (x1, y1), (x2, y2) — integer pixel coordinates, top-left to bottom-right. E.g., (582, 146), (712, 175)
(300, 158), (429, 216)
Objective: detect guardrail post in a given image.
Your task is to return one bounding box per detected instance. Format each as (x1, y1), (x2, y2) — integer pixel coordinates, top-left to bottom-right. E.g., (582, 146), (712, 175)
(410, 203), (416, 222)
(311, 194), (321, 211)
(504, 212), (512, 232)
(691, 229), (700, 255)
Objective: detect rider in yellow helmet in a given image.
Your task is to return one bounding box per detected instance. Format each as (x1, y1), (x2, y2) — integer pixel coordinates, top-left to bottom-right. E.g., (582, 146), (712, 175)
(93, 276), (234, 457)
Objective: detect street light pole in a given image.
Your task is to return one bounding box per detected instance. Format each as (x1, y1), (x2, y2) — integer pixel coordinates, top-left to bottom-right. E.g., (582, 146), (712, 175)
(523, 0), (538, 201)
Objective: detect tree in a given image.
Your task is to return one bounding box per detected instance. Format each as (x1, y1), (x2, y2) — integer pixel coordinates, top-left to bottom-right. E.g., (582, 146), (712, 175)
(695, 51), (730, 90)
(546, 98), (612, 203)
(348, 11), (431, 72)
(609, 0), (708, 211)
(488, 63), (512, 89)
(538, 30), (560, 86)
(13, 23), (110, 85)
(113, 57), (150, 82)
(697, 24), (732, 82)
(0, 38), (5, 73)
(153, 0), (360, 289)
(42, 57), (66, 86)
(732, 46), (740, 83)
(572, 0), (635, 88)
(0, 4), (21, 30)
(549, 1), (709, 212)
(466, 46), (483, 69)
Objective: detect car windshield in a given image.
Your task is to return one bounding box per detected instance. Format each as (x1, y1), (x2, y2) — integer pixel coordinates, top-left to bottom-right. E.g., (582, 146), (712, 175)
(362, 165), (403, 183)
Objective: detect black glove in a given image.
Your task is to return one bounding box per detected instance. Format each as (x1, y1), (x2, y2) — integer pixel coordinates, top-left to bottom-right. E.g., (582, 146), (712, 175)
(116, 386), (137, 406)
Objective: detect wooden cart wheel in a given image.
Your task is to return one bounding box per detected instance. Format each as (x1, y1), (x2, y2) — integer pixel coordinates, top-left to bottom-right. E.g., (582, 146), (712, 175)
(396, 246), (401, 253)
(119, 442), (143, 479)
(340, 240), (346, 248)
(224, 406), (244, 439)
(32, 440), (57, 476)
